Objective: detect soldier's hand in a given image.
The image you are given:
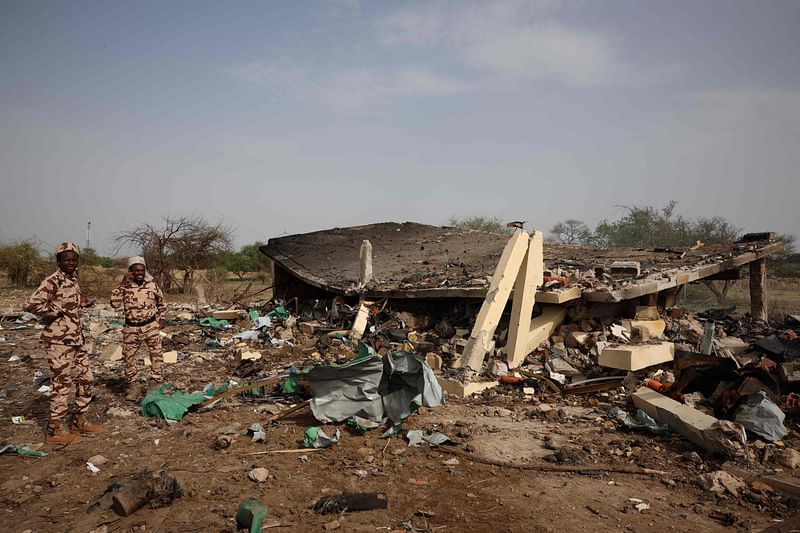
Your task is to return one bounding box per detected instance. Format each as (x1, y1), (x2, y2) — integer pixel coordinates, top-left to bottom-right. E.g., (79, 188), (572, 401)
(158, 319), (166, 329)
(81, 297), (96, 308)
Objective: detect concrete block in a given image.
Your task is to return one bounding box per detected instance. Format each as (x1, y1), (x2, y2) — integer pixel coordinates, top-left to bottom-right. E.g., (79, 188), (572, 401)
(599, 342), (674, 371)
(236, 350), (262, 362)
(163, 350), (178, 364)
(212, 310), (245, 320)
(425, 353), (442, 372)
(718, 336), (750, 356)
(436, 377), (498, 398)
(507, 231), (544, 369)
(635, 306), (660, 320)
(101, 344), (123, 362)
(609, 261), (640, 278)
(631, 319), (666, 338)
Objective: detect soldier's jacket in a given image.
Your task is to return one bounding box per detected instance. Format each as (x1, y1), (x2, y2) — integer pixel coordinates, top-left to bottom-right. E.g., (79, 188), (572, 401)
(26, 270), (84, 345)
(110, 280), (166, 324)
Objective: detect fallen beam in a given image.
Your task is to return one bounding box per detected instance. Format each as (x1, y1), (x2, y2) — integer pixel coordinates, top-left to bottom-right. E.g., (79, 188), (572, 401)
(632, 387), (744, 456)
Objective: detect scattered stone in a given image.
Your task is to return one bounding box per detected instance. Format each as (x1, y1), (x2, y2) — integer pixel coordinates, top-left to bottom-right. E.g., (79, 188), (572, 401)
(778, 448), (800, 469)
(323, 519), (341, 531)
(87, 455), (108, 466)
(699, 471), (745, 497)
(248, 467), (269, 483)
(442, 457), (460, 466)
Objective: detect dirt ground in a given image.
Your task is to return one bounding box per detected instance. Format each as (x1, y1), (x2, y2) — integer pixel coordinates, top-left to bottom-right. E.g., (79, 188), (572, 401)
(1, 286), (798, 533)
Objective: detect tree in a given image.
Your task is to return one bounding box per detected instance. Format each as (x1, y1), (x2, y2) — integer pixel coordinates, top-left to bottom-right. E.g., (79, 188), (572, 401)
(594, 201), (740, 248)
(447, 215), (512, 234)
(550, 219), (591, 245)
(81, 247), (115, 268)
(114, 216), (233, 293)
(0, 241), (48, 287)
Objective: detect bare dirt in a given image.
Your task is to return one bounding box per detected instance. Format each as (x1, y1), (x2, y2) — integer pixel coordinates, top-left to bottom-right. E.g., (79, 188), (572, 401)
(0, 287), (797, 532)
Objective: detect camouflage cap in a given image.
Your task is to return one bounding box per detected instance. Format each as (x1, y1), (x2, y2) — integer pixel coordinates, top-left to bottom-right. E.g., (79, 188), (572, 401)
(56, 242), (80, 255)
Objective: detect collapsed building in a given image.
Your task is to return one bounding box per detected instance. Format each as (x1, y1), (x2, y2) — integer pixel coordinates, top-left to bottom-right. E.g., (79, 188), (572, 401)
(260, 221), (800, 463)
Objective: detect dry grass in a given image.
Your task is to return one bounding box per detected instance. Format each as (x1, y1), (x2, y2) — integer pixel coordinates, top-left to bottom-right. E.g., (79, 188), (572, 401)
(681, 276), (800, 319)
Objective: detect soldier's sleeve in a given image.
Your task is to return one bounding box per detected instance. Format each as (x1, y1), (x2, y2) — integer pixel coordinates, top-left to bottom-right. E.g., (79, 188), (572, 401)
(110, 285), (124, 311)
(154, 285), (166, 320)
(25, 277), (58, 317)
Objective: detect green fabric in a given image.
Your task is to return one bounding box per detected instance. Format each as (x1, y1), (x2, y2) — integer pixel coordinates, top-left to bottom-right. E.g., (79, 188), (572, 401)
(140, 383), (224, 421)
(236, 498), (268, 533)
(267, 305), (289, 321)
(0, 444), (47, 458)
(303, 426), (340, 448)
(199, 317), (229, 329)
(206, 339), (222, 349)
(282, 375), (300, 394)
(109, 320), (124, 328)
(248, 309), (259, 322)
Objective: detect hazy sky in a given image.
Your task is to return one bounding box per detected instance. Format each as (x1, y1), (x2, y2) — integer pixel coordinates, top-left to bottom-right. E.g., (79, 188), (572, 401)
(1, 0), (798, 255)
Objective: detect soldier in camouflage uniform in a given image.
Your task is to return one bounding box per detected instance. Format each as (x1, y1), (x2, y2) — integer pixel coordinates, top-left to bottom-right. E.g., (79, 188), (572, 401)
(26, 242), (104, 445)
(110, 256), (166, 401)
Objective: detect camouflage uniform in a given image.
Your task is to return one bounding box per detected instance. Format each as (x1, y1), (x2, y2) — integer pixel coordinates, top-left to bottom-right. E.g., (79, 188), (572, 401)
(111, 278), (166, 383)
(25, 243), (93, 427)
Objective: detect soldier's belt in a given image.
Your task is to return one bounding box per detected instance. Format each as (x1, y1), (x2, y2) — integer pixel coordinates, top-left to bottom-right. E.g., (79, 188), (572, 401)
(124, 315), (157, 327)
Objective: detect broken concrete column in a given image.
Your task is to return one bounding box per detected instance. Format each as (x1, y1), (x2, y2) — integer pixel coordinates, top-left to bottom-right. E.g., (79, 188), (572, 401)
(506, 230), (544, 369)
(463, 231), (529, 372)
(632, 387), (746, 456)
(749, 257), (768, 321)
(359, 240), (373, 287)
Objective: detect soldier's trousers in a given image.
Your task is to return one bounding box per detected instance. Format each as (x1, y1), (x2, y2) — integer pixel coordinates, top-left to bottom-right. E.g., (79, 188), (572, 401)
(122, 321), (163, 383)
(46, 343), (93, 421)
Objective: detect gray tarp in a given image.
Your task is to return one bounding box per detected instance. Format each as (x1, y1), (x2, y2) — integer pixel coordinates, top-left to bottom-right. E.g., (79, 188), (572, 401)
(734, 391), (788, 442)
(307, 350), (443, 424)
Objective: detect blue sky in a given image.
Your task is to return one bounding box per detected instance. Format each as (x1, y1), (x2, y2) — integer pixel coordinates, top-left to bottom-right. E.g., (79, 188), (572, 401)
(1, 0), (798, 254)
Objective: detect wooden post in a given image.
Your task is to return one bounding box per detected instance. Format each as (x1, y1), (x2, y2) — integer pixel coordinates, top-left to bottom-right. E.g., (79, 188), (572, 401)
(359, 240), (373, 287)
(462, 231), (529, 372)
(657, 287), (679, 309)
(507, 231), (544, 368)
(749, 258), (768, 321)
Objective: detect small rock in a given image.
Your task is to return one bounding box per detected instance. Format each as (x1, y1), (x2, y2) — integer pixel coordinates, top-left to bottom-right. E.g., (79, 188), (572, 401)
(523, 491), (531, 497)
(87, 455), (108, 466)
(495, 407), (513, 417)
(248, 467), (269, 483)
(442, 457), (460, 466)
(323, 520), (340, 531)
(779, 449), (800, 469)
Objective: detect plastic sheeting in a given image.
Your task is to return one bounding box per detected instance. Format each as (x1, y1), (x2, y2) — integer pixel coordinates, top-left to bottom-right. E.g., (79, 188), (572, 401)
(307, 349), (444, 424)
(734, 391), (788, 442)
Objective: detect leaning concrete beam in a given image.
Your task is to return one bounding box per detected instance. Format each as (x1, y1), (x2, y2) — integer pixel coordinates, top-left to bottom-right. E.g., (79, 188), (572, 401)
(599, 342), (674, 371)
(524, 305), (567, 355)
(463, 230), (529, 371)
(507, 231), (544, 369)
(632, 387), (742, 455)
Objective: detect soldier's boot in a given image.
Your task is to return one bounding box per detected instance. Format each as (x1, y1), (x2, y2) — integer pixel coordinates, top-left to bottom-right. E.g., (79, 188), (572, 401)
(45, 419), (83, 445)
(71, 414), (105, 434)
(125, 382), (142, 402)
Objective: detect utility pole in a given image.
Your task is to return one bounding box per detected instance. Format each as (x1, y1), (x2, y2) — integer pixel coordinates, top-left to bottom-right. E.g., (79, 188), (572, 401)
(86, 218), (92, 250)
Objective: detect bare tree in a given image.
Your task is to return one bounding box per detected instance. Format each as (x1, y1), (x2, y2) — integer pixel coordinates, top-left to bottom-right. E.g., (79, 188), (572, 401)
(114, 216), (233, 293)
(550, 219), (591, 245)
(699, 280), (734, 305)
